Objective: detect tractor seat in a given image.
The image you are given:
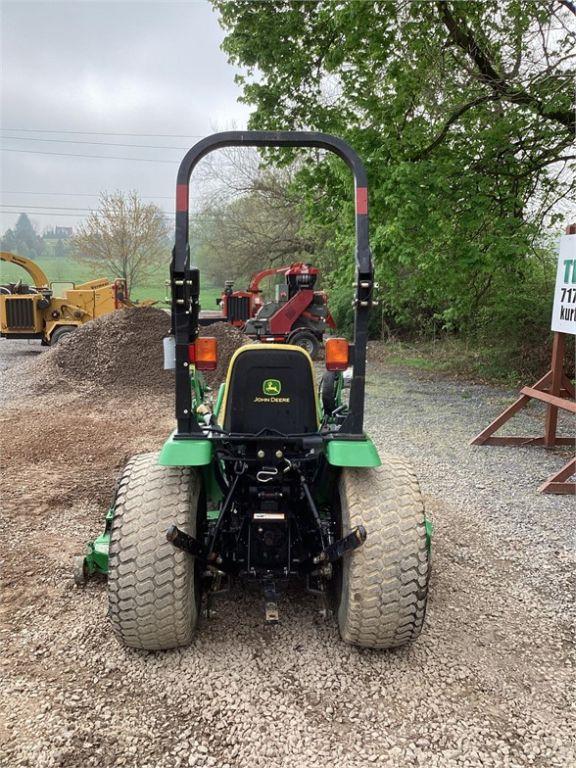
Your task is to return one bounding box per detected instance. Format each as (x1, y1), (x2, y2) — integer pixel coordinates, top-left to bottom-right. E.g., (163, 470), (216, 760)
(222, 344), (319, 434)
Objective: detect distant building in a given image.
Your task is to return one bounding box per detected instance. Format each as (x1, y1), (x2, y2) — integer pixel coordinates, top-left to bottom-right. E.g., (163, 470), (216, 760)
(54, 226), (73, 238)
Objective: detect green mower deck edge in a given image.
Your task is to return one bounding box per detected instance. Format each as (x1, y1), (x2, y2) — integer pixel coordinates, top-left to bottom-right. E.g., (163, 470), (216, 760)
(86, 530), (111, 574)
(75, 507), (113, 582)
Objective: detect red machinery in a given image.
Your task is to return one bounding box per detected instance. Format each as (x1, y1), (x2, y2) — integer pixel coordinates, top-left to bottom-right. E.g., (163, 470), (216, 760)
(199, 262), (335, 358)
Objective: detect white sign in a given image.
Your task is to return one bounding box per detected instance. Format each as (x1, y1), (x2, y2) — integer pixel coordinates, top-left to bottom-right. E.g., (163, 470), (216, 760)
(551, 233), (576, 335)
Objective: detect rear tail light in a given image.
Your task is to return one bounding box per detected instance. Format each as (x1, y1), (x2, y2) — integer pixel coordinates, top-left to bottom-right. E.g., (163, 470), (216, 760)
(188, 337), (218, 371)
(325, 337), (349, 371)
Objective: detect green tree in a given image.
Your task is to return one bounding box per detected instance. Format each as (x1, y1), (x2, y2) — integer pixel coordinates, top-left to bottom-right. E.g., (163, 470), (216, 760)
(2, 213), (45, 259)
(1, 228), (17, 253)
(54, 239), (68, 259)
(14, 213), (39, 251)
(213, 0), (575, 353)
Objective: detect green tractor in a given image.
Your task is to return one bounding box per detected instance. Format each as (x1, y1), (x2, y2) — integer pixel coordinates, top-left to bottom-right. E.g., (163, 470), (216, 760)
(78, 131), (431, 651)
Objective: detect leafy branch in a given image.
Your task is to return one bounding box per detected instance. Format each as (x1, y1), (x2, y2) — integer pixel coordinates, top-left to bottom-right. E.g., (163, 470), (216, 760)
(437, 0), (575, 133)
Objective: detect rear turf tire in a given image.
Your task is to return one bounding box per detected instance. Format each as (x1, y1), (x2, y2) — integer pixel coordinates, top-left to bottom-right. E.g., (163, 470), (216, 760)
(108, 452), (202, 651)
(337, 456), (430, 649)
(320, 371), (339, 416)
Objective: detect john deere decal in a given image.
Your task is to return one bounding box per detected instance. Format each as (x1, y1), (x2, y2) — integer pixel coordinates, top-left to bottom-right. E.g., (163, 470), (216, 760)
(263, 379), (282, 396)
(255, 378), (289, 403)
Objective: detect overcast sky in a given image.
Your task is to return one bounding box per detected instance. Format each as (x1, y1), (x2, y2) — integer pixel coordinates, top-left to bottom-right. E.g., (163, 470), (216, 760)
(0, 0), (250, 232)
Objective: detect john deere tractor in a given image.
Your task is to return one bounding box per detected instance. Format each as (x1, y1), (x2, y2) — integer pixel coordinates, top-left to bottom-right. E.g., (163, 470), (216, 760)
(78, 132), (431, 651)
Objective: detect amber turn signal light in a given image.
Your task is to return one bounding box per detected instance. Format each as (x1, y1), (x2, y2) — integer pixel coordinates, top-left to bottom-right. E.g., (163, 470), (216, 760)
(188, 337), (218, 371)
(325, 337), (349, 371)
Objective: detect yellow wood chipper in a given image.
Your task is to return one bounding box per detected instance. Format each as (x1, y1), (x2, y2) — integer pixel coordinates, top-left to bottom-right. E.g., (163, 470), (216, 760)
(0, 251), (132, 345)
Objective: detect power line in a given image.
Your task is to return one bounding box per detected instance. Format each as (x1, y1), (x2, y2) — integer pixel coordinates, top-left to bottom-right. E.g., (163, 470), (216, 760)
(0, 127), (206, 138)
(1, 147), (180, 163)
(1, 190), (175, 199)
(1, 203), (171, 214)
(0, 206), (177, 218)
(1, 147), (242, 169)
(2, 135), (192, 151)
(0, 210), (86, 218)
(0, 210), (95, 219)
(1, 203), (101, 212)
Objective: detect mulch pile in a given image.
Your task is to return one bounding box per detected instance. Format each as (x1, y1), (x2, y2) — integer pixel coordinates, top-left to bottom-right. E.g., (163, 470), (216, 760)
(201, 321), (249, 387)
(4, 307), (247, 398)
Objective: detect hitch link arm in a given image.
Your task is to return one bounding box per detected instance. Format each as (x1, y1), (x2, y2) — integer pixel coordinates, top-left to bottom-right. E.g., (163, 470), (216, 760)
(313, 525), (367, 565)
(166, 525), (200, 556)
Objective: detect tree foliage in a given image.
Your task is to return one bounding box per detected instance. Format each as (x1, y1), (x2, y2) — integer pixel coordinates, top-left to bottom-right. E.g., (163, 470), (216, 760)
(213, 0), (576, 361)
(1, 213), (46, 260)
(71, 192), (170, 291)
(54, 239), (70, 259)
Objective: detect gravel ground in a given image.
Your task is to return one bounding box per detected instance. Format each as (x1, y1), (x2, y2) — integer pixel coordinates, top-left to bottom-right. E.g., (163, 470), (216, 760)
(1, 343), (575, 768)
(0, 339), (42, 373)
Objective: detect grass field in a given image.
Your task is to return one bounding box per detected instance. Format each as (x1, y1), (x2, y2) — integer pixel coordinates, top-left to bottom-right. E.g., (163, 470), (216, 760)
(0, 255), (221, 306)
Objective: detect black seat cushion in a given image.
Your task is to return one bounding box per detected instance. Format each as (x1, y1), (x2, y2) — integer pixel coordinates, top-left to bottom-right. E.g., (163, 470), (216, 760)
(223, 347), (318, 434)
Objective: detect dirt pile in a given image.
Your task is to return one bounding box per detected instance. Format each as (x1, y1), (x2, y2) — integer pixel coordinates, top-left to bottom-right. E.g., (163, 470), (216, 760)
(1, 309), (247, 511)
(4, 308), (247, 398)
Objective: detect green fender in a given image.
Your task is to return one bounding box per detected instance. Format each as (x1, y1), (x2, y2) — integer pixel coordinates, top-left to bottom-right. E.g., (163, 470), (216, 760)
(158, 431), (213, 466)
(326, 438), (381, 467)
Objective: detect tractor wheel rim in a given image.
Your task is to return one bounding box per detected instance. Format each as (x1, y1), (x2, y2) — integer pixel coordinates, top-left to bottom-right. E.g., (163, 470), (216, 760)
(297, 338), (314, 353)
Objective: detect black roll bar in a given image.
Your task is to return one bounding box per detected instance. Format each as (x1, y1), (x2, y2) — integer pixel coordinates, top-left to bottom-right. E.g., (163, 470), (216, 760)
(171, 131), (374, 437)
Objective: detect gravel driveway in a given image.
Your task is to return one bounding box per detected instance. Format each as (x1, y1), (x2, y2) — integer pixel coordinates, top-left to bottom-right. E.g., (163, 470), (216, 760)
(1, 354), (574, 768)
(0, 339), (42, 372)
